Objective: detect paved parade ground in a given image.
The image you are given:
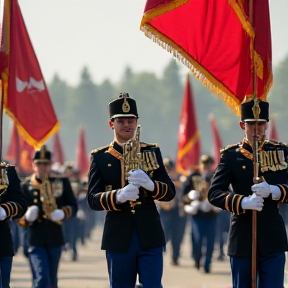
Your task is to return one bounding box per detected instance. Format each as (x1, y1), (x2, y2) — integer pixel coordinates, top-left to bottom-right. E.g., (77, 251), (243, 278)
(10, 222), (288, 288)
(10, 222), (233, 288)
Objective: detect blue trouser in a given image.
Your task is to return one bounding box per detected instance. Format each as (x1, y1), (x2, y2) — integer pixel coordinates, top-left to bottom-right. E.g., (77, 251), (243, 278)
(0, 257), (13, 288)
(191, 216), (216, 270)
(106, 229), (163, 288)
(230, 252), (285, 288)
(28, 246), (62, 288)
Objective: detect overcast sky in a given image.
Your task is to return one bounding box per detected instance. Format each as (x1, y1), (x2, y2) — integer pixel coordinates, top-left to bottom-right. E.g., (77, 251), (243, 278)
(18, 0), (288, 85)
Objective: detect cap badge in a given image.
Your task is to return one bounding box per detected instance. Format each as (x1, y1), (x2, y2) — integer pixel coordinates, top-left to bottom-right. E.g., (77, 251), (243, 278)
(122, 98), (130, 113)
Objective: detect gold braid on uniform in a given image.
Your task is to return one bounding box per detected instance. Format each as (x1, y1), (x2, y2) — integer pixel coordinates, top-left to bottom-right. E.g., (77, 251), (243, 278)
(98, 190), (121, 211)
(151, 181), (168, 200)
(276, 184), (288, 204)
(0, 201), (20, 218)
(224, 193), (245, 215)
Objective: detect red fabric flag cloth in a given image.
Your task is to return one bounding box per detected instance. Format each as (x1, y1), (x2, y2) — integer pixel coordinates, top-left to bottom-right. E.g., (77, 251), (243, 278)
(140, 0), (272, 115)
(53, 132), (65, 165)
(0, 0), (59, 148)
(209, 114), (223, 171)
(176, 75), (201, 175)
(5, 121), (34, 176)
(268, 119), (278, 141)
(77, 127), (89, 179)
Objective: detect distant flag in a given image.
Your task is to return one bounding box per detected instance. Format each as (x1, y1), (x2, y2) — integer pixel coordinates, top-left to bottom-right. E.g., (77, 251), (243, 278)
(209, 114), (222, 171)
(176, 75), (201, 175)
(76, 127), (89, 179)
(0, 0), (59, 148)
(5, 121), (34, 175)
(52, 132), (65, 165)
(268, 119), (278, 141)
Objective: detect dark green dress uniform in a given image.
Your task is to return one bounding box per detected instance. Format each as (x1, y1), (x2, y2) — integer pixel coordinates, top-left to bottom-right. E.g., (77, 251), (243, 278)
(21, 174), (78, 247)
(208, 139), (288, 258)
(88, 141), (175, 252)
(1, 164), (27, 257)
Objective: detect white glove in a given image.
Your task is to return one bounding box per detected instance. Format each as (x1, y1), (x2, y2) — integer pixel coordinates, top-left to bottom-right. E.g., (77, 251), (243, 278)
(251, 181), (281, 200)
(25, 205), (39, 222)
(0, 207), (7, 221)
(116, 183), (139, 203)
(241, 194), (264, 211)
(188, 190), (200, 201)
(128, 169), (154, 191)
(200, 200), (213, 212)
(184, 200), (200, 215)
(50, 209), (65, 222)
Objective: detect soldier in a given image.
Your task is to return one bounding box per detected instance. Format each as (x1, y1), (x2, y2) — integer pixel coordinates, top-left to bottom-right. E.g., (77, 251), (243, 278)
(208, 99), (288, 287)
(183, 155), (219, 273)
(87, 92), (175, 288)
(0, 163), (27, 288)
(21, 146), (78, 288)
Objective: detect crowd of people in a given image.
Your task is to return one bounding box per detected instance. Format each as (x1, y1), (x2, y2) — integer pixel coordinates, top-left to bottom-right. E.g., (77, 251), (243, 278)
(1, 93), (288, 288)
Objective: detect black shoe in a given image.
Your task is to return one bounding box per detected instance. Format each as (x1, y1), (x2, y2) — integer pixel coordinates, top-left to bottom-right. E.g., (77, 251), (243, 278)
(204, 267), (210, 273)
(217, 255), (224, 261)
(171, 259), (178, 266)
(194, 260), (200, 269)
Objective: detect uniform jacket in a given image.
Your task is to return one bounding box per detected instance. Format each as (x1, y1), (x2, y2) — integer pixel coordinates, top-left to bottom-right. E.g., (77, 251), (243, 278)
(208, 139), (288, 257)
(21, 174), (78, 248)
(87, 141), (175, 252)
(0, 165), (27, 257)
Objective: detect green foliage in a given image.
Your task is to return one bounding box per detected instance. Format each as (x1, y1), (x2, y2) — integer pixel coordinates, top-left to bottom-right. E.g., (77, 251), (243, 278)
(45, 57), (288, 162)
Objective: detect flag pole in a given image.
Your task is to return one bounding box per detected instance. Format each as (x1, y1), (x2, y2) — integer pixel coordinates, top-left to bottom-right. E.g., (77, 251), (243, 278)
(249, 1), (264, 287)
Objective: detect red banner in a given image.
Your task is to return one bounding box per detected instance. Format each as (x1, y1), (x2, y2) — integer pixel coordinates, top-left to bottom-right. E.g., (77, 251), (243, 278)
(77, 127), (89, 179)
(209, 114), (222, 171)
(0, 0), (59, 147)
(176, 75), (201, 175)
(53, 132), (65, 165)
(141, 0), (272, 115)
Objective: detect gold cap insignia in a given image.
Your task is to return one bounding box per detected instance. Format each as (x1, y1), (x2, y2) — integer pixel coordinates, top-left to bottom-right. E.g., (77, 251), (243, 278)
(122, 97), (130, 113)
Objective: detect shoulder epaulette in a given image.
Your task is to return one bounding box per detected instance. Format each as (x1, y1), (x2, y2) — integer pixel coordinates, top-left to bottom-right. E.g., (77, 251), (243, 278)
(140, 142), (158, 148)
(91, 145), (109, 154)
(265, 139), (288, 147)
(220, 143), (239, 154)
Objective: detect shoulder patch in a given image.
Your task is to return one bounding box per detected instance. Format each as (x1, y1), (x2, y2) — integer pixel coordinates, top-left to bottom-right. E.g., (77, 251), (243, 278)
(220, 143), (239, 154)
(91, 145), (109, 154)
(140, 142), (158, 148)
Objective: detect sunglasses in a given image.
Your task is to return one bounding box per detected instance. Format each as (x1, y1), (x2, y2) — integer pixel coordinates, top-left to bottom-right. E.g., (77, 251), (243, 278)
(35, 162), (50, 166)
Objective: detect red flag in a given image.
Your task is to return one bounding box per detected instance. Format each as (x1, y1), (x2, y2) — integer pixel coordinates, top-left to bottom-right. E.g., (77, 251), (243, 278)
(268, 119), (278, 141)
(77, 127), (89, 179)
(176, 75), (201, 175)
(5, 121), (34, 175)
(52, 132), (65, 165)
(140, 0), (272, 115)
(0, 0), (59, 148)
(5, 121), (20, 166)
(209, 114), (222, 171)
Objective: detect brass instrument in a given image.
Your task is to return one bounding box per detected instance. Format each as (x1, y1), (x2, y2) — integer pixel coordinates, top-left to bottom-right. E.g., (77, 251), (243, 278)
(40, 174), (60, 223)
(123, 125), (144, 213)
(191, 175), (209, 202)
(0, 163), (9, 198)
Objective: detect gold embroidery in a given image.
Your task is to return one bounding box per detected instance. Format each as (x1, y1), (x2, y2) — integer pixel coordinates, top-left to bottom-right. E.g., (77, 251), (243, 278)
(158, 183), (168, 200)
(100, 193), (106, 210)
(239, 147), (253, 160)
(225, 194), (230, 212)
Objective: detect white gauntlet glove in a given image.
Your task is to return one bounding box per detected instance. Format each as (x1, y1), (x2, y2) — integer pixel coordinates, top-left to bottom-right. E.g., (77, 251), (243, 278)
(0, 207), (7, 221)
(200, 200), (213, 212)
(116, 183), (139, 203)
(241, 194), (264, 211)
(188, 190), (200, 201)
(50, 209), (65, 222)
(251, 180), (281, 200)
(128, 169), (155, 191)
(25, 205), (39, 222)
(184, 200), (200, 215)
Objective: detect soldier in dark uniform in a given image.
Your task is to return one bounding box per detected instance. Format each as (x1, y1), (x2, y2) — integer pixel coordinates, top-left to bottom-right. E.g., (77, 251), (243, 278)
(21, 146), (78, 288)
(87, 92), (175, 288)
(208, 99), (288, 288)
(0, 163), (27, 288)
